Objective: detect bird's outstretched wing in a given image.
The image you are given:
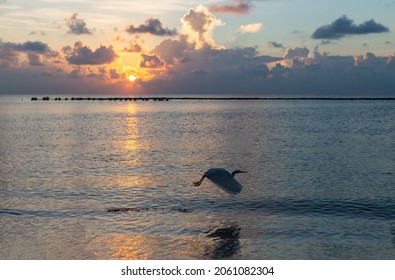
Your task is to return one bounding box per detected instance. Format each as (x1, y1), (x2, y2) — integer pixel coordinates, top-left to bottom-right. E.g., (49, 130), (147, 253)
(207, 172), (243, 194)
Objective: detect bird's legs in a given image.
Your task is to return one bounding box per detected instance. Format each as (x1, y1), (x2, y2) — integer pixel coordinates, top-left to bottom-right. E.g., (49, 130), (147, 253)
(193, 175), (206, 186)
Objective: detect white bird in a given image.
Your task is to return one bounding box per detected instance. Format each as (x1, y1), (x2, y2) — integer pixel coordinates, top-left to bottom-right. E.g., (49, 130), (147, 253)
(193, 168), (247, 194)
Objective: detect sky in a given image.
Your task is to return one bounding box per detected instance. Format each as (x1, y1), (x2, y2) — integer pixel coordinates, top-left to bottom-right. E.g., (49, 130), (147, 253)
(0, 0), (394, 97)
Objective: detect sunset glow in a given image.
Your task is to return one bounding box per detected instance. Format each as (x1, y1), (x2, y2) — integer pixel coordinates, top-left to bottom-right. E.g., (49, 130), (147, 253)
(128, 75), (137, 82)
(0, 0), (394, 96)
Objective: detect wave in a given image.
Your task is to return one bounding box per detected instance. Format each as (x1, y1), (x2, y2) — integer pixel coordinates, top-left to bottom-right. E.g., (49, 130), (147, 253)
(1, 197), (393, 221)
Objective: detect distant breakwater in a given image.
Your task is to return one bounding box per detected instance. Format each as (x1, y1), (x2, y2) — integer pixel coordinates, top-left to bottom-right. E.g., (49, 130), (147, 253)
(31, 96), (395, 102)
(31, 96), (170, 102)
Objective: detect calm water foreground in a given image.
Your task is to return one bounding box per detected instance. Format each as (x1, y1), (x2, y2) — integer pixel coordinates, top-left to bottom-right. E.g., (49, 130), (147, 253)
(0, 97), (394, 259)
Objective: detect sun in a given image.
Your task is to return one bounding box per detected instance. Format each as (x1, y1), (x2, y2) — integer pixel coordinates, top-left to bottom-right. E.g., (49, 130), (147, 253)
(128, 74), (137, 82)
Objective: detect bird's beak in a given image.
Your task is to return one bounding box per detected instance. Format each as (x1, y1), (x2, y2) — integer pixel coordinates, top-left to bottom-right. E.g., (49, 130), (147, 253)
(240, 170), (248, 173)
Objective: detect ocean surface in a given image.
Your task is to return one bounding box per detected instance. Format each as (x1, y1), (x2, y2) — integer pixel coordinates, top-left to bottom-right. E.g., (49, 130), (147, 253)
(0, 97), (394, 259)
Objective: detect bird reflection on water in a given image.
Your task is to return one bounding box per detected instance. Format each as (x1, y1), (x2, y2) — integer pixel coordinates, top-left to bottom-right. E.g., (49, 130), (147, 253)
(204, 224), (241, 259)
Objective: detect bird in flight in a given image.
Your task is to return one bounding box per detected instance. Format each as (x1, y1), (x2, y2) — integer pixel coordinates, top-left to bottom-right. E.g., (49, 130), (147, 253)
(193, 168), (247, 195)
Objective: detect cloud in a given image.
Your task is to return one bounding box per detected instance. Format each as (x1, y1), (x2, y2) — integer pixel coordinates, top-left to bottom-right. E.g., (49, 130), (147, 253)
(126, 18), (177, 36)
(29, 30), (46, 36)
(181, 5), (224, 48)
(240, 22), (262, 33)
(133, 8), (394, 97)
(65, 65), (110, 80)
(1, 5), (395, 98)
(139, 45), (276, 95)
(283, 47), (309, 58)
(140, 24), (395, 97)
(0, 64), (129, 95)
(152, 35), (193, 64)
(312, 15), (390, 40)
(63, 42), (118, 65)
(0, 40), (57, 67)
(0, 46), (19, 68)
(66, 13), (92, 35)
(139, 53), (165, 68)
(110, 69), (121, 79)
(268, 41), (285, 49)
(124, 43), (142, 53)
(27, 53), (43, 66)
(208, 0), (252, 15)
(1, 40), (51, 54)
(354, 52), (387, 68)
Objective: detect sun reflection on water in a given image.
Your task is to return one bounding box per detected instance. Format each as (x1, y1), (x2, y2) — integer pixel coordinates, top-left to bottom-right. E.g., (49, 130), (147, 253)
(100, 233), (209, 260)
(115, 175), (161, 188)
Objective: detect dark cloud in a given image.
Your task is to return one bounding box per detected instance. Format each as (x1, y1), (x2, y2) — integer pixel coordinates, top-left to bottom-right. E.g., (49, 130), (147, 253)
(312, 15), (390, 40)
(151, 35), (193, 64)
(268, 41), (285, 49)
(0, 46), (18, 68)
(139, 53), (165, 68)
(0, 64), (128, 95)
(2, 43), (395, 97)
(27, 53), (43, 66)
(208, 0), (252, 15)
(68, 67), (82, 79)
(1, 40), (51, 53)
(66, 13), (92, 35)
(126, 18), (177, 36)
(0, 40), (57, 67)
(110, 69), (121, 79)
(66, 66), (108, 80)
(124, 43), (142, 53)
(354, 52), (388, 69)
(63, 42), (117, 65)
(137, 39), (395, 97)
(139, 46), (274, 95)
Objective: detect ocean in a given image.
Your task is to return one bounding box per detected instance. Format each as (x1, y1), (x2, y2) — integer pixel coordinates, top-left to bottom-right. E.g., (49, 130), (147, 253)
(0, 97), (394, 259)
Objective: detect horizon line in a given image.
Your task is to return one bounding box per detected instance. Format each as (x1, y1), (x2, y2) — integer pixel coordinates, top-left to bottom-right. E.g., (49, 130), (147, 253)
(30, 96), (395, 101)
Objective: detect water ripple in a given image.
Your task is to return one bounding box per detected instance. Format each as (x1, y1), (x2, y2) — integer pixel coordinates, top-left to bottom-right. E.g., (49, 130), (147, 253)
(104, 197), (395, 221)
(211, 197), (395, 221)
